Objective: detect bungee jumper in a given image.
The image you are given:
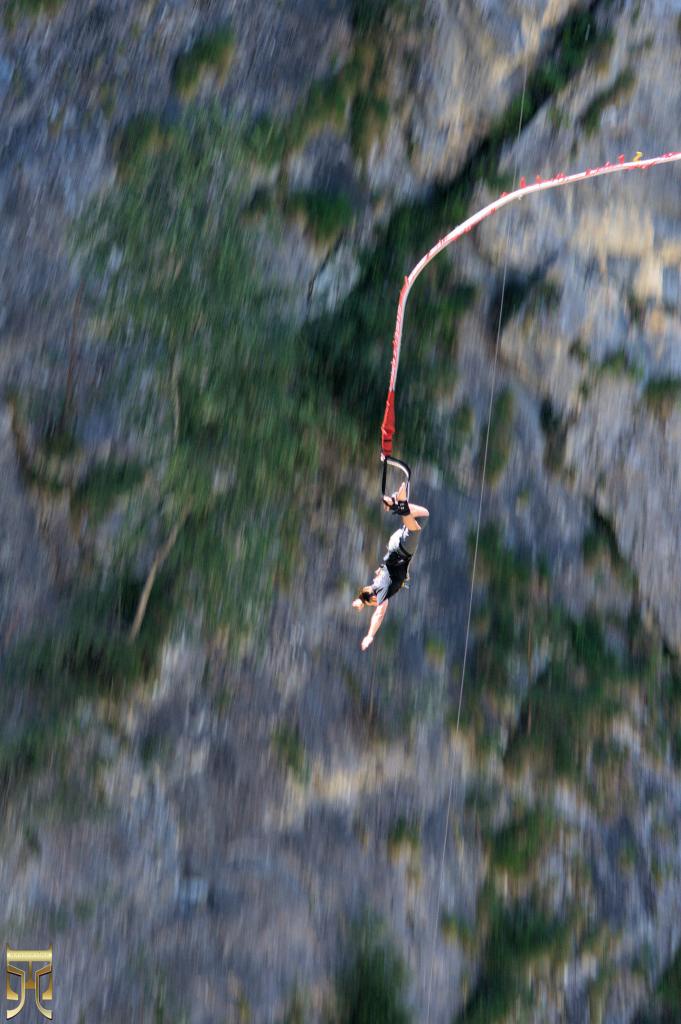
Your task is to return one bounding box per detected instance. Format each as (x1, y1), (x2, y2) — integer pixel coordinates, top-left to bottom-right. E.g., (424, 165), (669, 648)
(352, 479), (430, 651)
(351, 286), (432, 651)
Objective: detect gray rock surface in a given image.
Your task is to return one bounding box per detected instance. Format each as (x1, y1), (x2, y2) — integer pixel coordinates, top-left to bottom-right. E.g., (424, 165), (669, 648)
(409, 0), (577, 181)
(2, 1), (681, 1022)
(474, 1), (681, 649)
(0, 404), (54, 654)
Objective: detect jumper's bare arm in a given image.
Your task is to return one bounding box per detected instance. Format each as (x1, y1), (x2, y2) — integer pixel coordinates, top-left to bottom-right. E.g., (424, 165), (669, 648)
(361, 600), (388, 650)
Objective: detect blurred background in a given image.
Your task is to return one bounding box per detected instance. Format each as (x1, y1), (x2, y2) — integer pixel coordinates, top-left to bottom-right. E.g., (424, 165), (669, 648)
(1, 0), (681, 1020)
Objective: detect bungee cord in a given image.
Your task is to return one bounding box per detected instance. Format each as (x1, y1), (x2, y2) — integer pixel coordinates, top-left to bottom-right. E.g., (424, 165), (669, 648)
(380, 150), (681, 462)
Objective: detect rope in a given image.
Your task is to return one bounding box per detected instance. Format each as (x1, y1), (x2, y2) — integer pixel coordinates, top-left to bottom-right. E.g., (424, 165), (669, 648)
(380, 148), (681, 457)
(424, 64), (529, 1022)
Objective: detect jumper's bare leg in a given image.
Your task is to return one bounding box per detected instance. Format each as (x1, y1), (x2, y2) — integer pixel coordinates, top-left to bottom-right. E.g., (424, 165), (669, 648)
(392, 481), (429, 531)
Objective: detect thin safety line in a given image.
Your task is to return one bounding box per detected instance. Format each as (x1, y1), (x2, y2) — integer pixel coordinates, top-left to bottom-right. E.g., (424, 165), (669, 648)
(424, 64), (528, 1023)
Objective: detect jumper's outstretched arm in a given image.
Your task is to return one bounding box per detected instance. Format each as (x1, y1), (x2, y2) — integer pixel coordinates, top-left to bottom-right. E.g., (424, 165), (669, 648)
(362, 600), (388, 650)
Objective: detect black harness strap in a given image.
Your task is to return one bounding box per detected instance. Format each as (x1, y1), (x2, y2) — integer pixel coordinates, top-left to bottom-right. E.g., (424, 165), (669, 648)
(381, 453), (411, 502)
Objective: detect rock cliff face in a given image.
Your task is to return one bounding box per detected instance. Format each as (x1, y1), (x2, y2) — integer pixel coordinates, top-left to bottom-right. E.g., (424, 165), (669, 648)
(475, 2), (681, 650)
(2, 1), (681, 1022)
(410, 0), (578, 181)
(0, 405), (54, 653)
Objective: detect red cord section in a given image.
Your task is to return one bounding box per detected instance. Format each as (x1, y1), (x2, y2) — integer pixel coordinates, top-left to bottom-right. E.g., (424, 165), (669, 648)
(380, 390), (396, 457)
(379, 151), (681, 459)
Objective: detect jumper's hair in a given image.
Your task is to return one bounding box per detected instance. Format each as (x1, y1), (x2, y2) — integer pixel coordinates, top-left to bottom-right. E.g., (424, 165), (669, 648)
(357, 585), (376, 606)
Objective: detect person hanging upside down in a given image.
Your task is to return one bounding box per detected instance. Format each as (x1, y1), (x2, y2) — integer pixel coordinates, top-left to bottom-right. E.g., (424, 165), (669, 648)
(352, 481), (429, 650)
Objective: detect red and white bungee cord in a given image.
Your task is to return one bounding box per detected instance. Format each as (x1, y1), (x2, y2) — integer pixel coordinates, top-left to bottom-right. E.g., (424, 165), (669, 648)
(379, 150), (681, 460)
